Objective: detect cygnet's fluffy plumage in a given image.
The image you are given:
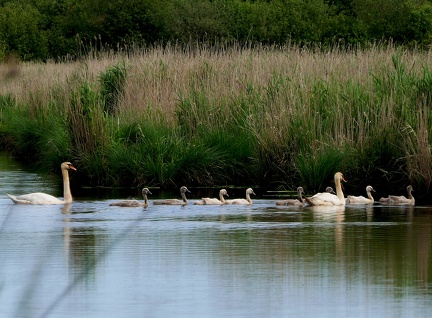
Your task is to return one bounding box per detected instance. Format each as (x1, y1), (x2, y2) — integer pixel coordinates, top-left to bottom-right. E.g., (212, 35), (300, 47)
(225, 188), (256, 205)
(380, 185), (415, 205)
(275, 186), (305, 206)
(153, 186), (191, 205)
(194, 189), (229, 205)
(346, 185), (375, 204)
(110, 188), (152, 207)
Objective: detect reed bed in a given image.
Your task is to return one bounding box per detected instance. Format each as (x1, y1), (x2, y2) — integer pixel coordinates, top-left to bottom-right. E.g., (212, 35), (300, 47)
(1, 43), (432, 199)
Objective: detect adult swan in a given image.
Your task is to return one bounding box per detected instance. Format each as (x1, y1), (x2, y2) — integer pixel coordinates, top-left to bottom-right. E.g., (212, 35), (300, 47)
(7, 162), (77, 205)
(304, 172), (346, 206)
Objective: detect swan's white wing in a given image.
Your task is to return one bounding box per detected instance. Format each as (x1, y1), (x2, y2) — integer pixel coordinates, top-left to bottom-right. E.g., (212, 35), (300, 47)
(194, 198), (222, 205)
(8, 192), (64, 205)
(16, 192), (57, 200)
(230, 198), (250, 205)
(308, 192), (342, 206)
(203, 198), (222, 205)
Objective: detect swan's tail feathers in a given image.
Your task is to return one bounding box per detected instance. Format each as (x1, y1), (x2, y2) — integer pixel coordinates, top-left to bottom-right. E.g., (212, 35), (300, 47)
(6, 193), (31, 204)
(6, 193), (18, 204)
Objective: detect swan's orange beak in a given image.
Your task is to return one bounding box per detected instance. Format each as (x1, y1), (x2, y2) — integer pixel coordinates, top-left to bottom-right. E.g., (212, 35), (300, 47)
(69, 164), (77, 171)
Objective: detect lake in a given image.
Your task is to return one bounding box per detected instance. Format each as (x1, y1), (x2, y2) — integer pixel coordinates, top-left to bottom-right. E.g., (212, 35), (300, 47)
(1, 155), (431, 318)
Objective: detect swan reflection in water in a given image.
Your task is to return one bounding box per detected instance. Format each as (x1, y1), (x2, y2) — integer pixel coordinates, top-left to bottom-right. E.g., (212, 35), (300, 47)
(61, 203), (104, 286)
(305, 205), (346, 220)
(305, 204), (346, 260)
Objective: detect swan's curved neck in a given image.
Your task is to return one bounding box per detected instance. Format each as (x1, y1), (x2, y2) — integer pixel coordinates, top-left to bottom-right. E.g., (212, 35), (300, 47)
(219, 192), (225, 203)
(143, 194), (149, 207)
(62, 168), (72, 203)
(367, 189), (374, 200)
(246, 193), (252, 203)
(408, 189), (414, 199)
(181, 192), (188, 203)
(297, 189), (303, 202)
(335, 177), (344, 204)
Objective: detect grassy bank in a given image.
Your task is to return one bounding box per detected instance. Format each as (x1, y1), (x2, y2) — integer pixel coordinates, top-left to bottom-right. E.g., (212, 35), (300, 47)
(1, 43), (432, 201)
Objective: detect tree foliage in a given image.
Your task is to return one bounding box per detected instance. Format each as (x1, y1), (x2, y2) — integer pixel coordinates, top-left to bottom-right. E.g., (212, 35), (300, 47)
(1, 0), (432, 61)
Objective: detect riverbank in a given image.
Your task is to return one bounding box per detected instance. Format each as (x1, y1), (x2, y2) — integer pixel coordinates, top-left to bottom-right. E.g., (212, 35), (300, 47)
(1, 43), (431, 201)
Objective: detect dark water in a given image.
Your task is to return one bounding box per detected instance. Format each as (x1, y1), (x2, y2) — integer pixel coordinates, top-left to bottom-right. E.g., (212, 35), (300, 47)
(1, 155), (432, 318)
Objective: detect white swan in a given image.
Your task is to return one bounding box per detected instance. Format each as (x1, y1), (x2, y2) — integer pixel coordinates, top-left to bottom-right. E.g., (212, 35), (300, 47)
(380, 185), (415, 205)
(110, 188), (152, 207)
(194, 189), (229, 205)
(275, 186), (305, 206)
(153, 186), (191, 205)
(6, 162), (77, 205)
(346, 185), (375, 204)
(226, 188), (256, 205)
(304, 172), (346, 206)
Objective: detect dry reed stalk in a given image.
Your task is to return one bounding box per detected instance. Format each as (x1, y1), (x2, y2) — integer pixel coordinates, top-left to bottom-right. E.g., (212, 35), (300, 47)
(1, 45), (431, 147)
(1, 44), (431, 121)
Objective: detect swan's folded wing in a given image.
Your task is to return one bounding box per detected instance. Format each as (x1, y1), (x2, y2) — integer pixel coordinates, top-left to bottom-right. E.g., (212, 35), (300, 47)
(16, 192), (57, 200)
(231, 198), (250, 205)
(110, 200), (142, 207)
(389, 195), (405, 202)
(204, 198), (223, 205)
(275, 199), (303, 206)
(194, 198), (221, 205)
(9, 192), (63, 204)
(389, 195), (414, 205)
(308, 192), (342, 205)
(154, 199), (184, 205)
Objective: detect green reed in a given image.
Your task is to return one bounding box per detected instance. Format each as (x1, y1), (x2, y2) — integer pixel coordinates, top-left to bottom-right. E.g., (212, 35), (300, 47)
(100, 62), (127, 115)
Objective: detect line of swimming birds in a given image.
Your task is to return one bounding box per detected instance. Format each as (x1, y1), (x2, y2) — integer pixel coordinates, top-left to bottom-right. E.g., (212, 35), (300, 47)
(5, 162), (415, 207)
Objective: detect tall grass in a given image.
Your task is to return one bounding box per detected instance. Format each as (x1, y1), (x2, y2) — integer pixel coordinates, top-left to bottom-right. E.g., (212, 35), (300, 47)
(100, 62), (127, 115)
(1, 42), (432, 198)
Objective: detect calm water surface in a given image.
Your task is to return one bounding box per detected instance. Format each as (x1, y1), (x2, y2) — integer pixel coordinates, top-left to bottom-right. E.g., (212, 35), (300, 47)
(1, 155), (432, 318)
